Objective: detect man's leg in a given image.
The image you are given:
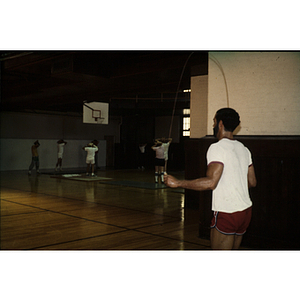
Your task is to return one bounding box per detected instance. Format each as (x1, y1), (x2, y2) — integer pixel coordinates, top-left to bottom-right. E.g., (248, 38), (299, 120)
(155, 166), (159, 183)
(28, 158), (34, 174)
(35, 158), (40, 173)
(233, 235), (243, 250)
(210, 228), (236, 250)
(159, 166), (165, 183)
(29, 158), (34, 171)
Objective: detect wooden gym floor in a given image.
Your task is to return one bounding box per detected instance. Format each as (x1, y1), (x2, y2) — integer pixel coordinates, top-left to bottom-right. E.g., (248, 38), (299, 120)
(0, 168), (212, 250)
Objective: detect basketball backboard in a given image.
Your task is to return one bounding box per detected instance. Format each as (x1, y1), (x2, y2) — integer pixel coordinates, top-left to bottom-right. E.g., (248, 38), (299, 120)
(83, 102), (109, 124)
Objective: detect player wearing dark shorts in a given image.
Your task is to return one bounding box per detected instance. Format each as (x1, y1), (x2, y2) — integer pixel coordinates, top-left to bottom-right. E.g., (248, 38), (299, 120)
(154, 158), (165, 167)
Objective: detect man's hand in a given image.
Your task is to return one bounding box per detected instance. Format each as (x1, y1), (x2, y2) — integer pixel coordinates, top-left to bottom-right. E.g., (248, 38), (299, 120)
(164, 174), (181, 188)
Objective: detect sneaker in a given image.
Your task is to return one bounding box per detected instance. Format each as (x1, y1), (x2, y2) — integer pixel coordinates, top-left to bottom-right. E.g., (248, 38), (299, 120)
(91, 174), (97, 177)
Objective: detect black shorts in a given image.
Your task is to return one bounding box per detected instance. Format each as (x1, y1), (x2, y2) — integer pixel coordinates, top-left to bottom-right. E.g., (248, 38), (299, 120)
(155, 158), (165, 166)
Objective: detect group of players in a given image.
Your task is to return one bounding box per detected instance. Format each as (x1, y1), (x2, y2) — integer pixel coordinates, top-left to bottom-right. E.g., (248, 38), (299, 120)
(28, 140), (99, 176)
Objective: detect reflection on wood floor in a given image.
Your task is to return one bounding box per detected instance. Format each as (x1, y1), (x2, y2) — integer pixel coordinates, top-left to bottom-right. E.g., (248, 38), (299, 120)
(1, 168), (211, 250)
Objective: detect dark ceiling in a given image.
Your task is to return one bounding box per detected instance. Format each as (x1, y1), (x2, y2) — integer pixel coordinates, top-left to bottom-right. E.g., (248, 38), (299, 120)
(1, 51), (208, 117)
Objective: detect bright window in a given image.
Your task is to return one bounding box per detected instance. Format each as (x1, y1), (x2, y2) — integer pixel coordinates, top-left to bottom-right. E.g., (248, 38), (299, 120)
(183, 109), (190, 136)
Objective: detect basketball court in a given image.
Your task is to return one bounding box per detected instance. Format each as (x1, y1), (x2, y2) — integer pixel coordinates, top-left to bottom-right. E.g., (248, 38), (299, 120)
(50, 173), (113, 182)
(48, 168), (173, 190)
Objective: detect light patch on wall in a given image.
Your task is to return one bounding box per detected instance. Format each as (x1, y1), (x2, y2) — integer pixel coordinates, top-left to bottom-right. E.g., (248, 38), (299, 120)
(208, 52), (300, 135)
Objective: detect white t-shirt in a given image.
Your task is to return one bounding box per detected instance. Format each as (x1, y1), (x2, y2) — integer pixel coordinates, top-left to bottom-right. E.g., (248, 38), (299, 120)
(206, 138), (253, 213)
(162, 142), (170, 160)
(152, 146), (164, 159)
(85, 146), (98, 160)
(57, 143), (65, 155)
(139, 145), (146, 153)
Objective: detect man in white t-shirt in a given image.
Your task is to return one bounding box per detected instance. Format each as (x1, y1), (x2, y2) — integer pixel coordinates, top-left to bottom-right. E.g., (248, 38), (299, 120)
(161, 137), (172, 172)
(165, 108), (257, 250)
(55, 139), (67, 171)
(83, 143), (98, 177)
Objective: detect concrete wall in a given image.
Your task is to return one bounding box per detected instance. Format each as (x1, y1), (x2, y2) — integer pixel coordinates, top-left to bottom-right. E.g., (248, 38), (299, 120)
(190, 75), (208, 138)
(0, 111), (121, 141)
(0, 138), (106, 171)
(0, 112), (121, 171)
(207, 51), (300, 135)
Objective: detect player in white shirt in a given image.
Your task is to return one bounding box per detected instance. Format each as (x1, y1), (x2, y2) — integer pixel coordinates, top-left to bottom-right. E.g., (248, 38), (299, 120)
(161, 137), (172, 172)
(55, 139), (67, 171)
(83, 143), (98, 177)
(165, 108), (257, 250)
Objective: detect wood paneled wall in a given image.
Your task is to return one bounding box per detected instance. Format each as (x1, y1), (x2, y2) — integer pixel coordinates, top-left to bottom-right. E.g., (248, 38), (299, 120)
(185, 136), (300, 250)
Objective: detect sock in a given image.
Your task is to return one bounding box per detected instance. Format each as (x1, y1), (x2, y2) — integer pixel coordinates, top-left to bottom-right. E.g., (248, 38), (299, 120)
(155, 172), (159, 183)
(160, 173), (164, 183)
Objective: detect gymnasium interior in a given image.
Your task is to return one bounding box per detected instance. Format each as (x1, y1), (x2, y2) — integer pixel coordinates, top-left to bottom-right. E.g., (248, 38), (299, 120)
(1, 51), (299, 298)
(1, 50), (299, 251)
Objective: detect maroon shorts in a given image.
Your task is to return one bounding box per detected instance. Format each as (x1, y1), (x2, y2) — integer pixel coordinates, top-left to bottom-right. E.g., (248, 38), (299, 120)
(210, 207), (252, 235)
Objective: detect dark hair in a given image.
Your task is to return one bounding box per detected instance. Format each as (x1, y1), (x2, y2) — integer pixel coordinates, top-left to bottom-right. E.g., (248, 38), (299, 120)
(215, 108), (240, 132)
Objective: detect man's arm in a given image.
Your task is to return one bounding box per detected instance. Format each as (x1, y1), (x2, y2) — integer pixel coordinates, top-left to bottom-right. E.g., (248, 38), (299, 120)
(164, 162), (223, 191)
(248, 164), (257, 188)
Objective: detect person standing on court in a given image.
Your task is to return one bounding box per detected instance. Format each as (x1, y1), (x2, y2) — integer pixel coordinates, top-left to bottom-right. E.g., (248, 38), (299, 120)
(83, 142), (98, 177)
(151, 140), (165, 183)
(138, 143), (147, 170)
(164, 108), (257, 250)
(161, 137), (172, 172)
(91, 140), (99, 170)
(55, 139), (67, 172)
(28, 140), (40, 175)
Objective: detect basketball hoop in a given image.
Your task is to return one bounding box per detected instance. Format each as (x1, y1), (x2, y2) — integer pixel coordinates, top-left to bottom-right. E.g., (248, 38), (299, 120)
(83, 102), (109, 124)
(92, 110), (104, 123)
